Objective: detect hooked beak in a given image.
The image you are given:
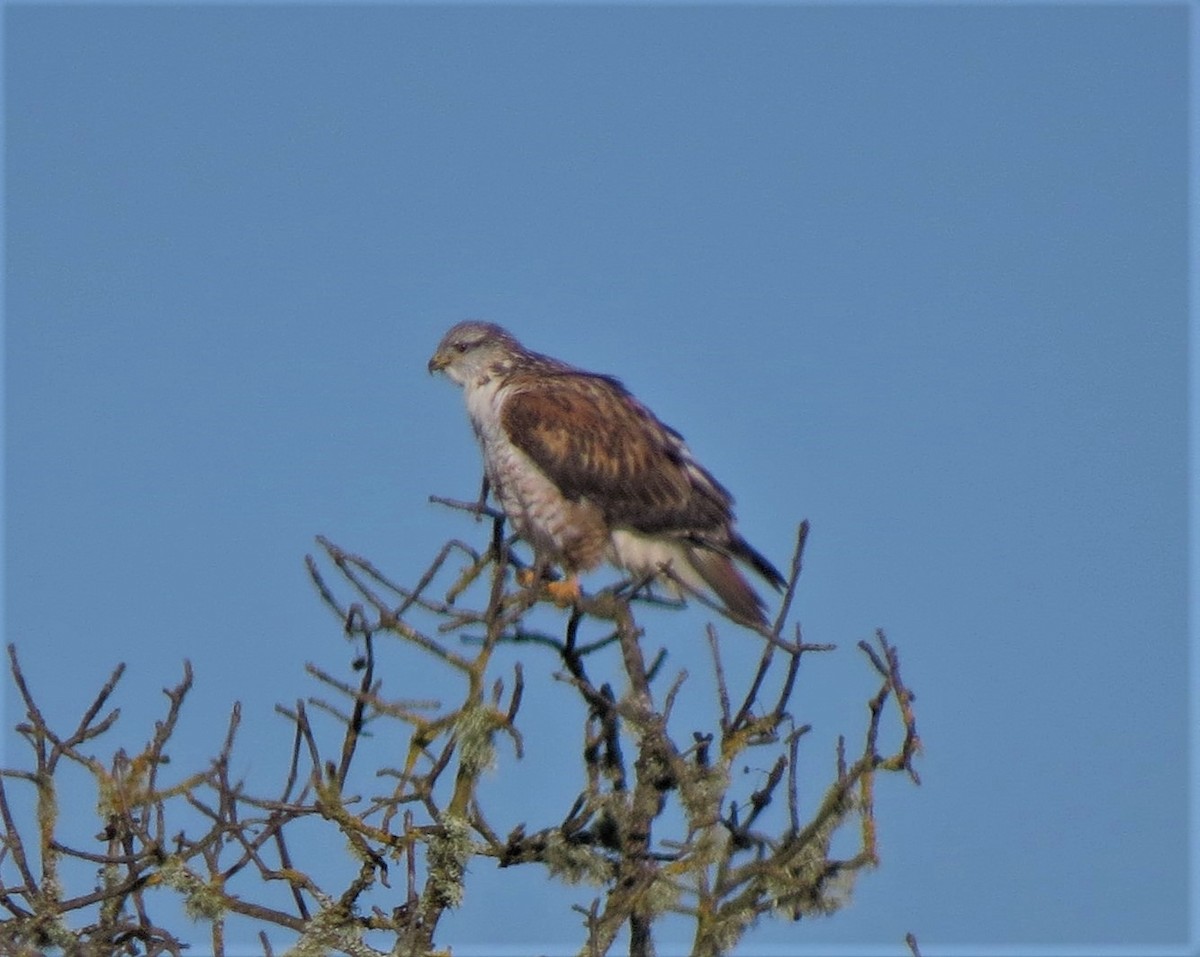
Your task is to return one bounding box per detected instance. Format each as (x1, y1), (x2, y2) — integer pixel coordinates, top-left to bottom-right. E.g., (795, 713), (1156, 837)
(428, 350), (450, 374)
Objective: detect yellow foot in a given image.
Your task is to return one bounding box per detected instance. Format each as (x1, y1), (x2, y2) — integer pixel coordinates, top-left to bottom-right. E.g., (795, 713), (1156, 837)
(544, 576), (581, 607)
(516, 567), (539, 589)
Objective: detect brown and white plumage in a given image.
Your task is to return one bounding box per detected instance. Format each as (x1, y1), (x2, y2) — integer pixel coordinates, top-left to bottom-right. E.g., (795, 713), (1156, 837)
(428, 321), (784, 625)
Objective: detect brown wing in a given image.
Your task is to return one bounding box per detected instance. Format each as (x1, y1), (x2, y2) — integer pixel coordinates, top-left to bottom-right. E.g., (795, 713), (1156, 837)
(499, 372), (732, 535)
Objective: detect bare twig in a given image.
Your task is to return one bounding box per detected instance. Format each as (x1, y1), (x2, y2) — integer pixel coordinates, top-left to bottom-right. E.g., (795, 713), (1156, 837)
(0, 507), (920, 956)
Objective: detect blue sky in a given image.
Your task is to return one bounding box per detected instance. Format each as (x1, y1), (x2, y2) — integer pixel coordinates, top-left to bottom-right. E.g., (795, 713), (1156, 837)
(3, 4), (1191, 955)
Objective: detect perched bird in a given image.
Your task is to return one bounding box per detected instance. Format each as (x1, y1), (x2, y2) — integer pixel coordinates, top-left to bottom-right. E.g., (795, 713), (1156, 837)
(428, 321), (784, 625)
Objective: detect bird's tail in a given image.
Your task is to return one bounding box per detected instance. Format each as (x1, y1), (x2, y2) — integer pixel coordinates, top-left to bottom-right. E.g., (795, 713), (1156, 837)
(730, 534), (787, 591)
(685, 546), (774, 627)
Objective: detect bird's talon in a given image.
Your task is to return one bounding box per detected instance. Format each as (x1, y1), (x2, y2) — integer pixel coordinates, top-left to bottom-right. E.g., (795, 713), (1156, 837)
(544, 577), (582, 607)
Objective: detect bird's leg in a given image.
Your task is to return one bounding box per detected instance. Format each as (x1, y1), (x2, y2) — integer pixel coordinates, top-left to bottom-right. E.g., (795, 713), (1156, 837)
(516, 556), (550, 590)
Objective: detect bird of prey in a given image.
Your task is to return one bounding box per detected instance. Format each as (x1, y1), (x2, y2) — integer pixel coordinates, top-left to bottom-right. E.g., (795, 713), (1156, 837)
(428, 321), (784, 625)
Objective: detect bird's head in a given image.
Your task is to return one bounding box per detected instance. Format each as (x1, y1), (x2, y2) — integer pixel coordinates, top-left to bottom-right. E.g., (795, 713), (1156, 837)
(428, 321), (521, 385)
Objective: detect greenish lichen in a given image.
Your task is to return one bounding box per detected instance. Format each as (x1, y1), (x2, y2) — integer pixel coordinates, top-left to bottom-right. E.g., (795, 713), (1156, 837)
(542, 831), (612, 886)
(455, 706), (498, 777)
(678, 764), (730, 825)
(283, 897), (380, 957)
(426, 814), (472, 908)
(155, 856), (226, 922)
(641, 872), (681, 916)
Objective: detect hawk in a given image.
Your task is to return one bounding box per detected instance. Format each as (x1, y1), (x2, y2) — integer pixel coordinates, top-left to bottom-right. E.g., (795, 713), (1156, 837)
(428, 321), (784, 625)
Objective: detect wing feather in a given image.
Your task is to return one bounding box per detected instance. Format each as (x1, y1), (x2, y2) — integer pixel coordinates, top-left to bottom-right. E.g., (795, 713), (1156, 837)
(499, 372), (731, 535)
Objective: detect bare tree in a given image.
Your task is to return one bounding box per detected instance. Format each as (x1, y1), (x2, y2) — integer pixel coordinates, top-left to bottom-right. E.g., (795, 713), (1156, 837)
(0, 500), (920, 955)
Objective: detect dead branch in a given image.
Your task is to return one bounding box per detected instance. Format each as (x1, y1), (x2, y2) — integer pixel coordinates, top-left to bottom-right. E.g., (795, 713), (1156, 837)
(0, 506), (920, 956)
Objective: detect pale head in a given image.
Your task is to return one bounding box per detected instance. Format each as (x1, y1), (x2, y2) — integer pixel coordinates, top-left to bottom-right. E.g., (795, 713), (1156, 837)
(428, 321), (524, 386)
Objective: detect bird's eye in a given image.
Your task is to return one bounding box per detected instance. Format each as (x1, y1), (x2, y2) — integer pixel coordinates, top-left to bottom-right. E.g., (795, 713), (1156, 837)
(454, 342), (469, 353)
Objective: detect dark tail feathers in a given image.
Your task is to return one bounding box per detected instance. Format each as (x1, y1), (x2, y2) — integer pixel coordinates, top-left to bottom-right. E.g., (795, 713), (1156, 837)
(685, 535), (785, 626)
